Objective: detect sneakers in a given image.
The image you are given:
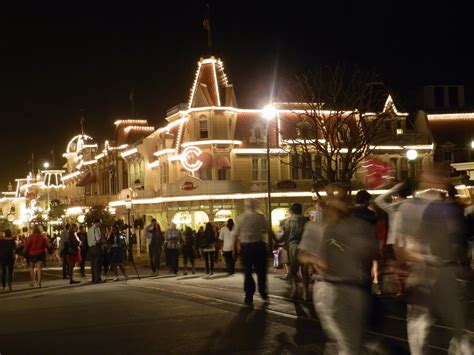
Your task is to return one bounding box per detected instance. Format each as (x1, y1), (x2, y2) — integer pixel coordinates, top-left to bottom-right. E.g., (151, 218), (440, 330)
(113, 277), (119, 282)
(183, 271), (188, 276)
(69, 280), (81, 285)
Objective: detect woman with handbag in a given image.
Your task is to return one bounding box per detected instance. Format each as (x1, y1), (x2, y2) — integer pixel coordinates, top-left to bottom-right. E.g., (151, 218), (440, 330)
(65, 224), (81, 284)
(24, 226), (49, 288)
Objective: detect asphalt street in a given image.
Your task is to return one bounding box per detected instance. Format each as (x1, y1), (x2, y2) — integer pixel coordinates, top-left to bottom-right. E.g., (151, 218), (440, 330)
(0, 261), (472, 354)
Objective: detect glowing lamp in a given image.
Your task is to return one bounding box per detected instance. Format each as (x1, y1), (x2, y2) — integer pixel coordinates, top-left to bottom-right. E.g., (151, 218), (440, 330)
(406, 149), (418, 161)
(43, 162), (50, 169)
(261, 104), (278, 121)
(471, 140), (474, 149)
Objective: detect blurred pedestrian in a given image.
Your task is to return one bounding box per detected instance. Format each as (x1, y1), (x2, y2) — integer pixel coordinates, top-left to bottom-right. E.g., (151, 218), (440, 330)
(107, 225), (128, 281)
(299, 186), (379, 354)
(59, 223), (70, 279)
(0, 229), (16, 291)
(77, 225), (88, 277)
(165, 223), (181, 275)
(87, 219), (103, 283)
(145, 219), (164, 276)
(219, 219), (236, 275)
(395, 171), (471, 354)
(235, 199), (269, 306)
(65, 224), (81, 284)
(24, 225), (49, 288)
(202, 222), (216, 275)
(280, 203), (308, 300)
(182, 226), (196, 275)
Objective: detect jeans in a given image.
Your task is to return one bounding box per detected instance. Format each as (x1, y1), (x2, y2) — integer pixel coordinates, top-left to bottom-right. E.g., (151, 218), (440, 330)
(223, 251), (235, 274)
(79, 248), (88, 276)
(167, 248), (179, 274)
(89, 245), (102, 283)
(0, 259), (14, 288)
(149, 246), (162, 273)
(203, 251), (215, 274)
(241, 242), (267, 301)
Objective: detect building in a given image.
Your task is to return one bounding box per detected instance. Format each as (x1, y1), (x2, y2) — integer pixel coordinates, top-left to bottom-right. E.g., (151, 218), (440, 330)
(107, 56), (433, 231)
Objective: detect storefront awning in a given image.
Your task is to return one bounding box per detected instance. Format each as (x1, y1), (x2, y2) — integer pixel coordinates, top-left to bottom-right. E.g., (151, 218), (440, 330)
(216, 155), (231, 169)
(198, 152), (213, 167)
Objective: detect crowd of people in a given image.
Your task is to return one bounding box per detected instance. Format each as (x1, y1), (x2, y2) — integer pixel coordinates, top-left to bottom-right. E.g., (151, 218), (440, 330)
(0, 166), (472, 353)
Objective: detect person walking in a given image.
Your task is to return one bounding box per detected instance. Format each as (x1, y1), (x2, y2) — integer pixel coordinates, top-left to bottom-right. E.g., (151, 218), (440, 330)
(87, 219), (103, 283)
(107, 225), (128, 281)
(59, 223), (70, 279)
(298, 188), (379, 354)
(0, 229), (16, 291)
(165, 223), (181, 274)
(65, 224), (81, 284)
(219, 219), (236, 275)
(202, 222), (216, 275)
(195, 226), (204, 259)
(77, 225), (88, 277)
(145, 219), (164, 276)
(235, 199), (269, 306)
(24, 226), (49, 288)
(280, 203), (308, 300)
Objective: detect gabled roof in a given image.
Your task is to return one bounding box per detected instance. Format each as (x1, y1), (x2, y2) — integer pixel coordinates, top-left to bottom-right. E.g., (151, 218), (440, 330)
(188, 57), (236, 109)
(115, 118), (155, 145)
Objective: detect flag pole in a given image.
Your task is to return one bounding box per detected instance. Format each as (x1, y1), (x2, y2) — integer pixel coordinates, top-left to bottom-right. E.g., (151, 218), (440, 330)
(130, 89), (135, 118)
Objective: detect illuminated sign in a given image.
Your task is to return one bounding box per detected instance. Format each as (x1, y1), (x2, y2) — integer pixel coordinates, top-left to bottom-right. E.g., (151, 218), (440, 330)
(181, 146), (203, 172)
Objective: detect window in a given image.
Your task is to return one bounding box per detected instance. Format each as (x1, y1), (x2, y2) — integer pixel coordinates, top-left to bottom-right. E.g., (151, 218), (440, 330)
(444, 151), (453, 163)
(290, 154), (299, 180)
(337, 124), (350, 142)
(448, 87), (459, 107)
(314, 154), (322, 177)
(254, 127), (262, 140)
(434, 87), (445, 108)
(218, 169), (227, 180)
(384, 120), (392, 132)
(161, 162), (168, 185)
(199, 117), (208, 139)
(199, 166), (212, 180)
(302, 153), (312, 179)
(252, 157), (268, 181)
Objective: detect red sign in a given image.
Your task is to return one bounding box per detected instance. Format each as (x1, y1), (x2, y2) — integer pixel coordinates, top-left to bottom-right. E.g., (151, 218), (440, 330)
(180, 181), (197, 190)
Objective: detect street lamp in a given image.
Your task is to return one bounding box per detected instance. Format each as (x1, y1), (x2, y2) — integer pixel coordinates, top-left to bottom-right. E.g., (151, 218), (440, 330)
(406, 149), (418, 178)
(43, 162), (50, 170)
(261, 104), (278, 244)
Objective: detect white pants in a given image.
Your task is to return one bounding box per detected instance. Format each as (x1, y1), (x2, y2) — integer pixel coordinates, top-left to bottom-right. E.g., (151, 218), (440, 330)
(313, 282), (368, 355)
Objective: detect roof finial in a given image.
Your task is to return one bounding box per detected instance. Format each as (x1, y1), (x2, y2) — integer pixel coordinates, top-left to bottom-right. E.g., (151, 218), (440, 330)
(203, 3), (212, 50)
(80, 115), (85, 135)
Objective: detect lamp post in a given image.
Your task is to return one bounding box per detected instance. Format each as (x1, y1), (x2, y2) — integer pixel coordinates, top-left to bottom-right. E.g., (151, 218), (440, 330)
(406, 149), (418, 179)
(125, 195), (133, 257)
(43, 162), (51, 235)
(261, 104), (278, 243)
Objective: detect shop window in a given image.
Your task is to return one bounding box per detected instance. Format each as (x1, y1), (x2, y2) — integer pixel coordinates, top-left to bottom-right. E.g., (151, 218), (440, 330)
(199, 116), (208, 139)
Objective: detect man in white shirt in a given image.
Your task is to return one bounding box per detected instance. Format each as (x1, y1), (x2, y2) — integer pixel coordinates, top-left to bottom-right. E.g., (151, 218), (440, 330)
(235, 199), (269, 306)
(219, 219), (236, 275)
(87, 219), (103, 283)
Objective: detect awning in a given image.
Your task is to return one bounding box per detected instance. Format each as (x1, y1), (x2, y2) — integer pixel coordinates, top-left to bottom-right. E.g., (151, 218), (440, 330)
(216, 155), (231, 169)
(76, 172), (96, 187)
(198, 152), (213, 167)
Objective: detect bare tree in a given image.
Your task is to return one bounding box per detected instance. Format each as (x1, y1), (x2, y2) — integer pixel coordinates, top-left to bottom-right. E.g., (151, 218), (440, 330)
(276, 65), (396, 190)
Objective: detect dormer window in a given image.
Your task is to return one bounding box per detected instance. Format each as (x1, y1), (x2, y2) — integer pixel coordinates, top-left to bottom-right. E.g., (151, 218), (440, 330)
(255, 127), (262, 140)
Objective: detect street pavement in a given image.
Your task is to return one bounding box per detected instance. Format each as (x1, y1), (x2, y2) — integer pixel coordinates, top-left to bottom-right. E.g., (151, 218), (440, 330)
(0, 258), (472, 354)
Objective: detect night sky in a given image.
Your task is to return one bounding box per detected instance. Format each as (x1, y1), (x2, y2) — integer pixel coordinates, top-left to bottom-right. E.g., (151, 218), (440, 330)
(0, 1), (471, 187)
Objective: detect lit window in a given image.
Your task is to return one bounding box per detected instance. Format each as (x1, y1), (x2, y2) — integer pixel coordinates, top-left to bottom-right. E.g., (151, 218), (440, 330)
(396, 128), (403, 135)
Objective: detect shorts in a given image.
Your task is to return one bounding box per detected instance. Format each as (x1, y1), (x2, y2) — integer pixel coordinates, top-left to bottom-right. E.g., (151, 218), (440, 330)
(28, 253), (46, 264)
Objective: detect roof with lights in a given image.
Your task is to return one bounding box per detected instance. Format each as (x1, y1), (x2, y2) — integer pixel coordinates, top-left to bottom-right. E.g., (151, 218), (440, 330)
(427, 112), (474, 147)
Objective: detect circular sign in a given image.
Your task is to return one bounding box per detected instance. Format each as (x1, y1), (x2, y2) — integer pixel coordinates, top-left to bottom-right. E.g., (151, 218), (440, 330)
(77, 214), (86, 224)
(181, 146), (203, 172)
(6, 213), (15, 222)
